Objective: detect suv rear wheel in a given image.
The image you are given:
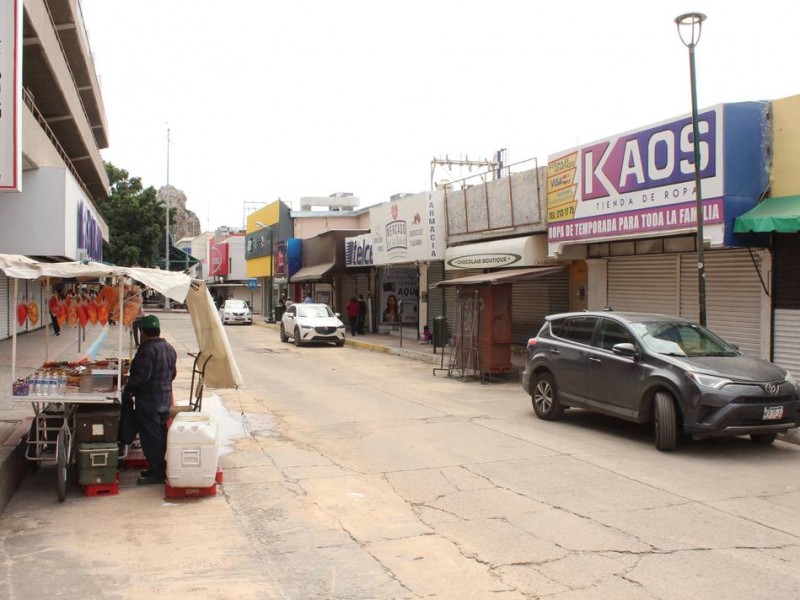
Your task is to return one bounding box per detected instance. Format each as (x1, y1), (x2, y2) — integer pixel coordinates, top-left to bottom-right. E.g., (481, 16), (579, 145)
(532, 372), (564, 420)
(654, 391), (678, 451)
(750, 433), (777, 445)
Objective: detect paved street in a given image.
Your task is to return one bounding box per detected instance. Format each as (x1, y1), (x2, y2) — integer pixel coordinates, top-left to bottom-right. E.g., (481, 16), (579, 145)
(2, 312), (800, 599)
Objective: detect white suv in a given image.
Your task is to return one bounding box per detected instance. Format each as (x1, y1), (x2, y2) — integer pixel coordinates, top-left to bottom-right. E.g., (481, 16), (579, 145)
(280, 303), (345, 346)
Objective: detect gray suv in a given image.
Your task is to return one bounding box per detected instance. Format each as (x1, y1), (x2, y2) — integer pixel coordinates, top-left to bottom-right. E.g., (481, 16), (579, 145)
(522, 311), (800, 451)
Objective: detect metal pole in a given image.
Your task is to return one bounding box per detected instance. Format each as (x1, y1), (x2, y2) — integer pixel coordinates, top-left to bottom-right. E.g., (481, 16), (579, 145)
(165, 127), (170, 274)
(688, 44), (706, 326)
(676, 12), (707, 327)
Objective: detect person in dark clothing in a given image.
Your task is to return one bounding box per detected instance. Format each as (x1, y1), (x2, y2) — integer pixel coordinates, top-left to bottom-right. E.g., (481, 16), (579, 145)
(345, 296), (360, 336)
(123, 314), (177, 485)
(357, 294), (367, 335)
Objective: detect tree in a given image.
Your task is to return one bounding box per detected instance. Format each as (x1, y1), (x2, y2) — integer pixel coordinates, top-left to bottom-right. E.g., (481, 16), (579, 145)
(98, 163), (173, 267)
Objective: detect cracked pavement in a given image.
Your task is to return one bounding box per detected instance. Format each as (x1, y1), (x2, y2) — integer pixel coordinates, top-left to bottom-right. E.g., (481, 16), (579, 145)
(2, 314), (799, 599)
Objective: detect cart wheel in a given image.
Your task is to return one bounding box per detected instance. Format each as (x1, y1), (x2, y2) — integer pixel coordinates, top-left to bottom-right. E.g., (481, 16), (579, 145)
(56, 431), (68, 503)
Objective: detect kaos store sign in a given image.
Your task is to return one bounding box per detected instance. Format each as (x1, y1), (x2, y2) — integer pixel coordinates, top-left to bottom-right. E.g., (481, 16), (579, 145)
(547, 106), (726, 254)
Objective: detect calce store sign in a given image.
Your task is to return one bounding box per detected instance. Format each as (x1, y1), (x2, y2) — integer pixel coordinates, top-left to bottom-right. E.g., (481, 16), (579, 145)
(547, 106), (725, 255)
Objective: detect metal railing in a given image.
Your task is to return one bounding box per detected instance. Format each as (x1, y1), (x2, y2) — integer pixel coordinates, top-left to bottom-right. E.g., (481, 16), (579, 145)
(22, 87), (99, 211)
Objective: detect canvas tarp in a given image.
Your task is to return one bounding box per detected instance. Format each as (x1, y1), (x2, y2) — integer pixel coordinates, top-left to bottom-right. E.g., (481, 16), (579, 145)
(186, 280), (245, 389)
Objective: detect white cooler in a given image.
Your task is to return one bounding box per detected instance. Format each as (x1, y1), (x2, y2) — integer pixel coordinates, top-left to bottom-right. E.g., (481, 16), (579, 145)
(166, 412), (219, 488)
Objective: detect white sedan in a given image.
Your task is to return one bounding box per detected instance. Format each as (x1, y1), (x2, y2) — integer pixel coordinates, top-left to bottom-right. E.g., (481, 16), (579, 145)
(219, 299), (253, 325)
(280, 303), (345, 346)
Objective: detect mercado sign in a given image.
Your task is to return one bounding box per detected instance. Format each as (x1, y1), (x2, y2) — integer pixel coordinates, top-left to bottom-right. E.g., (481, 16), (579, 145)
(345, 191), (445, 267)
(547, 106), (726, 254)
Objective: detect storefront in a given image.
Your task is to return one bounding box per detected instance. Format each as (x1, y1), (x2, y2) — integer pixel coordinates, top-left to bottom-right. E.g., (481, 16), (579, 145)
(547, 102), (771, 357)
(444, 235), (568, 344)
(291, 230), (368, 312)
(345, 191), (445, 335)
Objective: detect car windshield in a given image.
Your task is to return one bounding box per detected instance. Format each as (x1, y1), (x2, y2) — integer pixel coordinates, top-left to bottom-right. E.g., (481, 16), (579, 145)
(297, 305), (334, 318)
(632, 321), (739, 357)
(224, 300), (248, 310)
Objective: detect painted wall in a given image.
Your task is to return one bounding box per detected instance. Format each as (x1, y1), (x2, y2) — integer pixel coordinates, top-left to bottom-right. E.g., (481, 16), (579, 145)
(771, 94), (800, 197)
(294, 213), (363, 239)
(0, 166), (107, 257)
(226, 235), (247, 280)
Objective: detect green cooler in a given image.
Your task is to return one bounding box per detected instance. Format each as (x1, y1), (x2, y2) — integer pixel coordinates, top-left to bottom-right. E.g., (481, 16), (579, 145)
(78, 442), (118, 485)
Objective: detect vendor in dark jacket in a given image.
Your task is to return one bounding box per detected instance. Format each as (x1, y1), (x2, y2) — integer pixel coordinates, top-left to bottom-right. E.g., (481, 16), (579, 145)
(124, 314), (177, 485)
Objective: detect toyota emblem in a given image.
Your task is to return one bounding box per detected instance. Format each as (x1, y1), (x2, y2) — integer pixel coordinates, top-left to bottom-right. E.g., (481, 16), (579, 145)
(764, 383), (779, 395)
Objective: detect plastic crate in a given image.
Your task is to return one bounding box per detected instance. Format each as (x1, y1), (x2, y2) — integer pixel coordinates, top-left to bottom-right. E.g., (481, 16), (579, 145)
(165, 482), (217, 498)
(82, 473), (120, 497)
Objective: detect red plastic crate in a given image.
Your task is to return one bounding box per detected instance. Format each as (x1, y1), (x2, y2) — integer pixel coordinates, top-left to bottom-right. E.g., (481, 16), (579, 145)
(164, 482), (217, 498)
(123, 458), (149, 470)
(82, 480), (119, 497)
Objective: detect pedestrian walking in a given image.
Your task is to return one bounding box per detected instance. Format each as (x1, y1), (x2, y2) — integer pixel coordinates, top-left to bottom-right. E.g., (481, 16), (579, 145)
(357, 294), (367, 334)
(345, 296), (360, 336)
(48, 291), (62, 336)
(123, 314), (177, 485)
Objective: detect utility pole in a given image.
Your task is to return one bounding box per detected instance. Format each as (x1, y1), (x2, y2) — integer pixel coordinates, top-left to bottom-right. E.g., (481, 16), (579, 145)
(164, 126), (171, 310)
(430, 153), (502, 190)
(165, 127), (171, 273)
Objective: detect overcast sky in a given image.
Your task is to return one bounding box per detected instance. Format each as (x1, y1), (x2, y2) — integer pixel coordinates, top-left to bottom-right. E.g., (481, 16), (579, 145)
(81, 0), (799, 231)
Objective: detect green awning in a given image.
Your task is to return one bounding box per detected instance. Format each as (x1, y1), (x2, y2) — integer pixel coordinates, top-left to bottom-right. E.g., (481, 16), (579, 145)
(734, 195), (800, 233)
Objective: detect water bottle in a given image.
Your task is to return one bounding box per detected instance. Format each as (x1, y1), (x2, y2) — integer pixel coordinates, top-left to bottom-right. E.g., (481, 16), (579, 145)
(29, 373), (38, 396)
(58, 371), (67, 395)
(33, 372), (42, 396)
(48, 371), (58, 396)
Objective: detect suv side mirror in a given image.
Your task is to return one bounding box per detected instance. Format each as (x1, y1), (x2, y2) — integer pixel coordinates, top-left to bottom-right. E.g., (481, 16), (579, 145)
(612, 342), (639, 358)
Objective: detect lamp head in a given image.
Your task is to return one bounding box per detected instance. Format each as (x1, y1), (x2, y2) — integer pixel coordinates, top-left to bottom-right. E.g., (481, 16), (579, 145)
(675, 12), (706, 49)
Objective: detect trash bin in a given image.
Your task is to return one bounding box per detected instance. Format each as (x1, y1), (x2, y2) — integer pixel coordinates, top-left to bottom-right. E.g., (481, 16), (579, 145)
(274, 306), (284, 322)
(433, 316), (448, 348)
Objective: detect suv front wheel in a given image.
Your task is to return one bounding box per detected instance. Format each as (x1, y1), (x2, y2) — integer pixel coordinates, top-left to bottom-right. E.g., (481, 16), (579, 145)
(654, 391), (678, 451)
(532, 372), (564, 421)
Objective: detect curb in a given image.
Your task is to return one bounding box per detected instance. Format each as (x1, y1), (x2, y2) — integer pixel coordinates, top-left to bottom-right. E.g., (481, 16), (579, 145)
(0, 418), (32, 514)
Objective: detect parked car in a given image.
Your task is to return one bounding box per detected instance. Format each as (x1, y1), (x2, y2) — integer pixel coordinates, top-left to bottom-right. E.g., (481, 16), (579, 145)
(522, 311), (800, 451)
(280, 303), (345, 347)
(219, 299), (252, 325)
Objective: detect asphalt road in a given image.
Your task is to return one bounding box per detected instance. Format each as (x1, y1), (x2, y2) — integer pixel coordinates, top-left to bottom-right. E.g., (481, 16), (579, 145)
(2, 312), (799, 599)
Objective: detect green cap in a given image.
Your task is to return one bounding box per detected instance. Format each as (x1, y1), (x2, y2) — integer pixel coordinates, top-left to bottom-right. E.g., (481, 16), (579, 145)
(140, 315), (160, 330)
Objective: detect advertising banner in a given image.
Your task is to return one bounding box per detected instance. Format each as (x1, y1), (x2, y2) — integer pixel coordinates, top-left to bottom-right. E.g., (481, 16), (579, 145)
(245, 227), (271, 260)
(547, 107), (725, 254)
(208, 239), (229, 276)
(1, 0), (22, 192)
(361, 192), (445, 266)
(380, 267), (418, 326)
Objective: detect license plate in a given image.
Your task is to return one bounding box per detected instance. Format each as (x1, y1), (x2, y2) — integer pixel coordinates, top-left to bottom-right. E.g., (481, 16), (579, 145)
(763, 406), (784, 420)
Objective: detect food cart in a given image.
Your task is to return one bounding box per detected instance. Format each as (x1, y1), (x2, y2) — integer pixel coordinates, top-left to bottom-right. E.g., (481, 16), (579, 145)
(1, 255), (244, 502)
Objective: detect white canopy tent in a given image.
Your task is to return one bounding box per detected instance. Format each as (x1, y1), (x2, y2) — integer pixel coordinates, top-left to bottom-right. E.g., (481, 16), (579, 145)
(0, 255), (244, 390)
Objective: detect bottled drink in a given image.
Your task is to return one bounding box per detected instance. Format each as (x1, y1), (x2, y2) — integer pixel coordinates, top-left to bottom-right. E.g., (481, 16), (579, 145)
(33, 372), (42, 396)
(48, 372), (58, 396)
(58, 371), (67, 395)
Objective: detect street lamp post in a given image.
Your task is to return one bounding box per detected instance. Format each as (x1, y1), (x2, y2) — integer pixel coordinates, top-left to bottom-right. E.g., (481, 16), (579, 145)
(675, 12), (707, 326)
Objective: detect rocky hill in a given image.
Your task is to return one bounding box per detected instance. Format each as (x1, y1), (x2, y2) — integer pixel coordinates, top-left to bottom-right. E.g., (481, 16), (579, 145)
(157, 185), (202, 239)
